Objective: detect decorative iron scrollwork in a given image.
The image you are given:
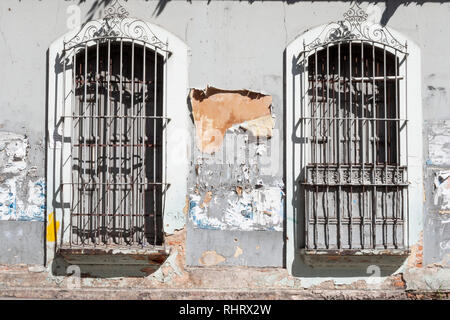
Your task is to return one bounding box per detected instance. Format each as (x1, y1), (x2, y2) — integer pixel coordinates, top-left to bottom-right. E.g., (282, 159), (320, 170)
(305, 165), (407, 186)
(64, 0), (167, 50)
(304, 3), (406, 52)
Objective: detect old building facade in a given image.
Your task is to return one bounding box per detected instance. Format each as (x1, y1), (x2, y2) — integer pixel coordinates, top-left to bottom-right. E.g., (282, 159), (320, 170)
(0, 0), (449, 297)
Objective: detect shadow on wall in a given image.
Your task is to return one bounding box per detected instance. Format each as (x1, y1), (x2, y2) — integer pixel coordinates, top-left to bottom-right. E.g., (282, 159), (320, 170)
(75, 0), (450, 25)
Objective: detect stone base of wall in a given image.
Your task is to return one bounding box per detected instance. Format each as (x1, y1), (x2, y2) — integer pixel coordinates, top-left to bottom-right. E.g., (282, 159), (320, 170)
(1, 287), (448, 300)
(0, 264), (448, 300)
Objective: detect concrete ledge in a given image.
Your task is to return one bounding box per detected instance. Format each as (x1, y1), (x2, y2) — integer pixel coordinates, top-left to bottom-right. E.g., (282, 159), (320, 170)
(300, 249), (410, 268)
(0, 288), (448, 300)
(0, 264), (448, 300)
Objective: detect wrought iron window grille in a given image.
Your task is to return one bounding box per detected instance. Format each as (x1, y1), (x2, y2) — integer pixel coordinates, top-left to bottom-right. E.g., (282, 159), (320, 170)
(297, 3), (409, 254)
(59, 0), (170, 250)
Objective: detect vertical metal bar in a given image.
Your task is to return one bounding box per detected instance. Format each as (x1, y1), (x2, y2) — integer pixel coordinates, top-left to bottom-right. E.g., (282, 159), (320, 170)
(383, 44), (388, 249)
(163, 44), (169, 250)
(153, 47), (158, 246)
(141, 43), (147, 247)
(325, 44), (330, 249)
(361, 40), (365, 249)
(72, 50), (77, 246)
(314, 48), (318, 167)
(61, 46), (67, 247)
(405, 43), (409, 249)
(89, 46), (94, 246)
(337, 42), (341, 249)
(314, 48), (318, 249)
(349, 41), (353, 248)
(134, 42), (141, 246)
(303, 42), (309, 250)
(105, 39), (111, 245)
(69, 50), (76, 247)
(394, 48), (399, 248)
(321, 53), (325, 164)
(372, 42), (377, 249)
(119, 39), (124, 245)
(131, 40), (135, 245)
(82, 43), (88, 246)
(95, 41), (100, 246)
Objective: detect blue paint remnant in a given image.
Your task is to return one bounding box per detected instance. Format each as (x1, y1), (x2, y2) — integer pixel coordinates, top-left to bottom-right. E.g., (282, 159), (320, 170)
(241, 208), (253, 219)
(426, 159), (433, 165)
(1, 180), (46, 222)
(189, 200), (222, 230)
(9, 198), (17, 216)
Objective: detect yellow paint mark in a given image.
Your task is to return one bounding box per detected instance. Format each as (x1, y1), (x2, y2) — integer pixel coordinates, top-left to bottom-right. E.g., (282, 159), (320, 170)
(46, 212), (60, 242)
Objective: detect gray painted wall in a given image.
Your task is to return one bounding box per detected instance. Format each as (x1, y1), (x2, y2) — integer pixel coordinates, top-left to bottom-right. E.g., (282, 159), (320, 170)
(0, 0), (449, 266)
(0, 221), (45, 265)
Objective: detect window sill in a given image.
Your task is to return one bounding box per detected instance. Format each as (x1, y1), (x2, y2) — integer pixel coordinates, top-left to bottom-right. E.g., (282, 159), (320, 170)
(298, 248), (410, 268)
(57, 246), (169, 265)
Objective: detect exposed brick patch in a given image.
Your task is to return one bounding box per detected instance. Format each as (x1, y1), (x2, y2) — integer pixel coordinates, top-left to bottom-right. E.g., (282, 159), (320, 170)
(407, 232), (424, 269)
(392, 274), (406, 289)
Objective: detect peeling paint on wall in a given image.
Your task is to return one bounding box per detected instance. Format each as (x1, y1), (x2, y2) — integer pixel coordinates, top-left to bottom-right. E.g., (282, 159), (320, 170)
(146, 250), (183, 283)
(434, 171), (450, 211)
(189, 193), (226, 230)
(189, 186), (284, 231)
(233, 246), (243, 258)
(164, 211), (187, 235)
(427, 120), (450, 166)
(190, 87), (273, 154)
(188, 86), (283, 232)
(0, 132), (45, 222)
(239, 115), (275, 138)
(198, 250), (226, 266)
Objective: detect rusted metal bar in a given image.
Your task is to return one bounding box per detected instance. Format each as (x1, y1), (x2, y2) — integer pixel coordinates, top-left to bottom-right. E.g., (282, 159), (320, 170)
(153, 47), (158, 246)
(304, 41), (407, 251)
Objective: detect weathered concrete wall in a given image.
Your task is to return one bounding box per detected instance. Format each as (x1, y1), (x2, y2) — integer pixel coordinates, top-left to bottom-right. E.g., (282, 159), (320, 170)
(0, 221), (45, 265)
(0, 131), (46, 264)
(186, 225), (284, 267)
(0, 0), (449, 283)
(424, 121), (450, 266)
(0, 132), (46, 222)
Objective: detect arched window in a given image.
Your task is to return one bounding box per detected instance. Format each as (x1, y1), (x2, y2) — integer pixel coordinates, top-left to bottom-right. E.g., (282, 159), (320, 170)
(47, 0), (190, 252)
(286, 4), (422, 260)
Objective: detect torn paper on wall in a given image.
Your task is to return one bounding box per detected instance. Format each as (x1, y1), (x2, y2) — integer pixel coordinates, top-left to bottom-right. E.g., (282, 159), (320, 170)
(190, 87), (273, 154)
